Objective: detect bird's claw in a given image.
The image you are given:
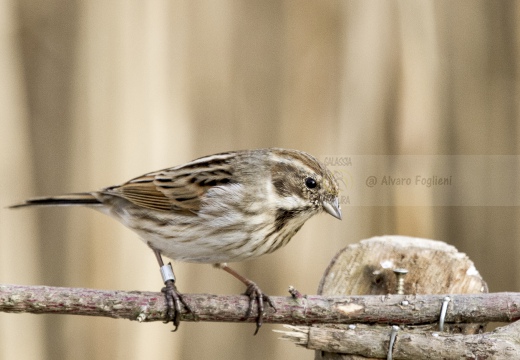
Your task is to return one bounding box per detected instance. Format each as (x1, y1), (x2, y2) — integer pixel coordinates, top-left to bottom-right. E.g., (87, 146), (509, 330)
(161, 279), (195, 331)
(244, 282), (276, 335)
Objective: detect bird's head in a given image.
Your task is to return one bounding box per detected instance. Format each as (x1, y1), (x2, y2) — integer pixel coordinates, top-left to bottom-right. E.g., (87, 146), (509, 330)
(269, 149), (341, 220)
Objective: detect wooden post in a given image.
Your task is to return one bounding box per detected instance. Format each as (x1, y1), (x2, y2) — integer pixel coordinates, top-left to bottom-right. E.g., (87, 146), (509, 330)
(314, 235), (487, 359)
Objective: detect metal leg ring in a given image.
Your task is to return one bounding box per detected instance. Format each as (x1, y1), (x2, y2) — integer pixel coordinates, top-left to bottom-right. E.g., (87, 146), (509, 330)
(160, 262), (175, 283)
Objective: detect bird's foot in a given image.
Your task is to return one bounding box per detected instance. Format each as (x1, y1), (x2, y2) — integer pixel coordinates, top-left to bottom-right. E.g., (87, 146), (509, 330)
(162, 279), (195, 331)
(244, 281), (276, 335)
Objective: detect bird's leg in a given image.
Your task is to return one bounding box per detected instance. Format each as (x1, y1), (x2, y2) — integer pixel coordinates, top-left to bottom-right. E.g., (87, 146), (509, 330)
(215, 263), (276, 335)
(153, 249), (194, 331)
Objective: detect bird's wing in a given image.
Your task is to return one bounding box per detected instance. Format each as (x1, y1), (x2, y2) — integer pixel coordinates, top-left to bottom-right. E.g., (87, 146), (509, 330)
(103, 159), (235, 212)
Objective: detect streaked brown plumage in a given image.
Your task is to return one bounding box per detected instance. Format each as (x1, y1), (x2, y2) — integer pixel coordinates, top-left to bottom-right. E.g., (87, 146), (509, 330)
(11, 148), (341, 333)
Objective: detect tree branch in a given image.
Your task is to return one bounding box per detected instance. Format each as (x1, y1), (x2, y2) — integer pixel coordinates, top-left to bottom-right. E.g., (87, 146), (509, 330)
(2, 284), (520, 326)
(277, 322), (520, 359)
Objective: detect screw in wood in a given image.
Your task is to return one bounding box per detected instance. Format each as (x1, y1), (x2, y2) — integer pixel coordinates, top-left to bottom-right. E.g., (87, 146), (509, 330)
(439, 296), (451, 332)
(393, 268), (409, 295)
(387, 325), (400, 360)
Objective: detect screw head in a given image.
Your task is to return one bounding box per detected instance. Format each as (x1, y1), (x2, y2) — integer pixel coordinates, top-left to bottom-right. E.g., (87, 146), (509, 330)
(393, 268), (409, 275)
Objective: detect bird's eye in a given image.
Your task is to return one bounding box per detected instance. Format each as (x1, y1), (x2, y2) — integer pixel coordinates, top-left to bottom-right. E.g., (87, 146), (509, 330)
(305, 177), (317, 189)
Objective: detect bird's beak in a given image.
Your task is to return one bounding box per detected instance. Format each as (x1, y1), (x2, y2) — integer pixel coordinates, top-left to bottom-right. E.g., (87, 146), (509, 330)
(322, 197), (342, 220)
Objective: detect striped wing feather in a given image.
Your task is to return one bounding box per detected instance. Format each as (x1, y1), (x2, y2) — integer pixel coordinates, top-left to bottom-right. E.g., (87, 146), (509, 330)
(103, 161), (235, 212)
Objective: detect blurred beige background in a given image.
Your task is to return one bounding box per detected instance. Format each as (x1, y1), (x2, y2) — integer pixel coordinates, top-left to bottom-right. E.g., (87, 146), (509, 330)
(1, 1), (519, 359)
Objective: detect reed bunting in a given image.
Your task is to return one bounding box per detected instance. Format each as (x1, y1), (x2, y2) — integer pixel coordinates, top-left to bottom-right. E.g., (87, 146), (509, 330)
(11, 148), (342, 333)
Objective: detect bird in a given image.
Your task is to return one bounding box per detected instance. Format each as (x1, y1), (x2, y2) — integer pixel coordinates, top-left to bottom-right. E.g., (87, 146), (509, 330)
(10, 148), (342, 333)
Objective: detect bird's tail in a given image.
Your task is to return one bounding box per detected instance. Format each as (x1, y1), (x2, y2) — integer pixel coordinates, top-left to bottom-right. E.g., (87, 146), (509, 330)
(9, 193), (102, 209)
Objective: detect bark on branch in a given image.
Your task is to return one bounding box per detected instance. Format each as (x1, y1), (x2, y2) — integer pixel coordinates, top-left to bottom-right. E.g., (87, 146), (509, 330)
(277, 322), (520, 359)
(1, 284), (520, 326)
